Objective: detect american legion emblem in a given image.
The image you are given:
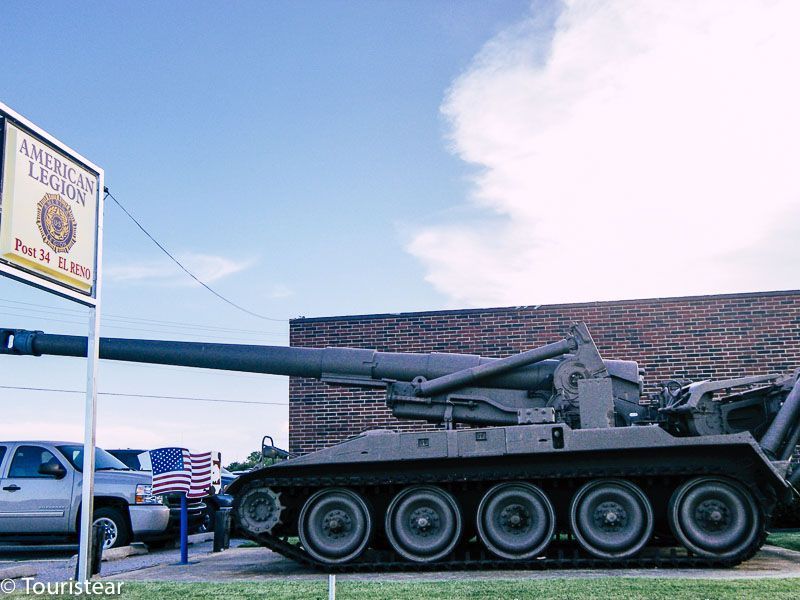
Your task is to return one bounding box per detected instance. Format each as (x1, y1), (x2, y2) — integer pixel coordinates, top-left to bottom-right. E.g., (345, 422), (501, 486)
(36, 193), (77, 253)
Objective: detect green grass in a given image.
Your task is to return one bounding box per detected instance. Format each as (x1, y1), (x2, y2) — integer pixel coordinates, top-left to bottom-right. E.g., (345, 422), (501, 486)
(237, 536), (298, 548)
(14, 579), (800, 600)
(767, 530), (800, 552)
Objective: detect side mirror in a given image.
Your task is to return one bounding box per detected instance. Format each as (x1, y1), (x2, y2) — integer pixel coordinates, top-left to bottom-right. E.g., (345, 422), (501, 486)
(38, 462), (67, 479)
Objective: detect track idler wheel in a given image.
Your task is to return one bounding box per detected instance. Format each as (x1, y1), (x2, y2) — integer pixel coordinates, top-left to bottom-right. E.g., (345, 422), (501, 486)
(298, 488), (372, 565)
(569, 478), (653, 558)
(668, 477), (762, 559)
(476, 482), (555, 560)
(235, 484), (284, 535)
(385, 485), (462, 563)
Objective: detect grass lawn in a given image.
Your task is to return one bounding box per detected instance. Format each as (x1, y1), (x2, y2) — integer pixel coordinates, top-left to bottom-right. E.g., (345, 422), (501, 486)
(16, 578), (799, 600)
(767, 530), (800, 552)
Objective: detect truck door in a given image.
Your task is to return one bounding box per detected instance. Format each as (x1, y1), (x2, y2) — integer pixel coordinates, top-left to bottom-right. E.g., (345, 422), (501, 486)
(0, 444), (74, 533)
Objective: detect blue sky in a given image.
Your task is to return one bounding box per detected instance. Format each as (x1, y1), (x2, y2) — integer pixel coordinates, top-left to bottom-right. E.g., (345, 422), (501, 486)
(0, 0), (535, 460)
(2, 0), (798, 462)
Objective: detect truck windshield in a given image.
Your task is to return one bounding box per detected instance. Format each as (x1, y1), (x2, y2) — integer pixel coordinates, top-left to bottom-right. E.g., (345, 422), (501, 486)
(56, 445), (131, 472)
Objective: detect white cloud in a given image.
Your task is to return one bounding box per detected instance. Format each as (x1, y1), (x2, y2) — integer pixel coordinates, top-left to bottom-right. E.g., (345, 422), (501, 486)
(409, 0), (800, 307)
(268, 283), (294, 299)
(106, 253), (253, 285)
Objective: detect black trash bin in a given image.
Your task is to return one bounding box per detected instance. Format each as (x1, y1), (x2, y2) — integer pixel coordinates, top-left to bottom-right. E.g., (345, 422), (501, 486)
(213, 507), (232, 552)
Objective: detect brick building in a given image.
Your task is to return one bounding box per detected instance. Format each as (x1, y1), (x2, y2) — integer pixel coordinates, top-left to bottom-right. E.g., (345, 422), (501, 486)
(289, 290), (800, 455)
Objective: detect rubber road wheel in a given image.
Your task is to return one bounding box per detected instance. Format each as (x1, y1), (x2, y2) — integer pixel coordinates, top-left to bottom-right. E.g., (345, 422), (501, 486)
(477, 482), (555, 560)
(385, 485), (462, 563)
(668, 477), (762, 559)
(92, 507), (131, 550)
(569, 478), (653, 559)
(298, 488), (372, 565)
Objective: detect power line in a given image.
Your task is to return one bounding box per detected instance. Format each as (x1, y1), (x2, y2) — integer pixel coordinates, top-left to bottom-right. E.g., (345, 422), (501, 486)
(4, 312), (288, 343)
(0, 297), (287, 335)
(0, 307), (288, 343)
(0, 385), (288, 406)
(104, 189), (288, 323)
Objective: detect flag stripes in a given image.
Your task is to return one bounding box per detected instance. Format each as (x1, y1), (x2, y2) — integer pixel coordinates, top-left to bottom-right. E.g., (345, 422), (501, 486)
(150, 447), (213, 498)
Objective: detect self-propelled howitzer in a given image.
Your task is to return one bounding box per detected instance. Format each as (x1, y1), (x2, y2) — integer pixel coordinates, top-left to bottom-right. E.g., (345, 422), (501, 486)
(2, 323), (798, 570)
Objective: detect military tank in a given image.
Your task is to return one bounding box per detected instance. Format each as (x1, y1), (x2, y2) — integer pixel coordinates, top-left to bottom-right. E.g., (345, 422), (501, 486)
(2, 323), (799, 571)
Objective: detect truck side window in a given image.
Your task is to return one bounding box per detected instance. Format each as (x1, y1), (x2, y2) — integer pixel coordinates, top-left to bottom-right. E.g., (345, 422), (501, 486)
(8, 446), (62, 478)
(0, 446), (6, 470)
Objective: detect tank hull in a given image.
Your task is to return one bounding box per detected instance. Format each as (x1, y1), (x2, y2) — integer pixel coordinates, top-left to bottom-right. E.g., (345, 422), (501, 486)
(229, 425), (787, 571)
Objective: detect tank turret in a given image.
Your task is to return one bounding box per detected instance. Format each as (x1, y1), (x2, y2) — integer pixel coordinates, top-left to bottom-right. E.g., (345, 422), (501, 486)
(2, 323), (645, 428)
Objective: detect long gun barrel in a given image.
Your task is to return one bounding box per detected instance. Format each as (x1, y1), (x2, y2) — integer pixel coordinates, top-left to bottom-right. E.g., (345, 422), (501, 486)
(1, 327), (600, 392)
(1, 324), (644, 428)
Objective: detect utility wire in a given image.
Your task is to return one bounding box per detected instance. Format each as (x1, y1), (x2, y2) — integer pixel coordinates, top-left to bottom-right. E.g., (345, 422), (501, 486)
(104, 189), (288, 323)
(1, 307), (288, 343)
(0, 297), (287, 335)
(0, 384), (288, 406)
(0, 302), (289, 344)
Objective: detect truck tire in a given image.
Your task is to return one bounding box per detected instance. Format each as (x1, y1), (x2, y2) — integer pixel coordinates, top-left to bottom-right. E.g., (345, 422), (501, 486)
(198, 506), (215, 533)
(92, 507), (131, 549)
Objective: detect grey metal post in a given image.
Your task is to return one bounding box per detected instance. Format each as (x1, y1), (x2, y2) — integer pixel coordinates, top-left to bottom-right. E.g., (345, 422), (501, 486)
(328, 574), (336, 600)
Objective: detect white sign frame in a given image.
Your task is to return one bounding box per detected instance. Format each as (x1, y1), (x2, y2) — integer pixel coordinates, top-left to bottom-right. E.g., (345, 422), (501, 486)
(0, 102), (103, 307)
(0, 102), (104, 583)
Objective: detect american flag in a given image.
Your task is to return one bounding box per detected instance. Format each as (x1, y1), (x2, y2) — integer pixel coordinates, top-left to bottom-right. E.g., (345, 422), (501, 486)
(149, 447), (213, 499)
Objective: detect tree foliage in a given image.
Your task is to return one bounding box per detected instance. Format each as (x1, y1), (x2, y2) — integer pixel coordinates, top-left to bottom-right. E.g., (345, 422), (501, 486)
(225, 451), (262, 472)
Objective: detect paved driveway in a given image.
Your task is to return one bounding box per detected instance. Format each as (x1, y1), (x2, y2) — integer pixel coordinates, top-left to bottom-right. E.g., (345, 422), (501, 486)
(100, 545), (800, 583)
(0, 540), (247, 584)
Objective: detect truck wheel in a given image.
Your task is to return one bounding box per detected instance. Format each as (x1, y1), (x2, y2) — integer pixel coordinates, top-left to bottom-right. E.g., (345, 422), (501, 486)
(197, 506), (215, 533)
(93, 507), (131, 550)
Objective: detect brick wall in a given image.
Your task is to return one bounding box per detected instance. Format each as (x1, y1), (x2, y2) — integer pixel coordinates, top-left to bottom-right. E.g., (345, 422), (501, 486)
(289, 290), (800, 455)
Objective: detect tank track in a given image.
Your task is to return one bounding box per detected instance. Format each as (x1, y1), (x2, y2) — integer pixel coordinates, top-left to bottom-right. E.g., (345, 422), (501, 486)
(236, 460), (769, 572)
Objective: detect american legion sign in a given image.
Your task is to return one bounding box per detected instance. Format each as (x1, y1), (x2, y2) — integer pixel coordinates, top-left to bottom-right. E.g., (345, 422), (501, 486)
(0, 103), (102, 303)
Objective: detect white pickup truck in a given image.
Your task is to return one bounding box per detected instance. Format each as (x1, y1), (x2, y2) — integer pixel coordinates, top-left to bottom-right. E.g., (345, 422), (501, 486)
(0, 441), (170, 549)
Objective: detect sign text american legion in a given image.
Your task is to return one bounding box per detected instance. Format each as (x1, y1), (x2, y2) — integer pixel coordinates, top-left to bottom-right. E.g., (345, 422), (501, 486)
(0, 110), (100, 298)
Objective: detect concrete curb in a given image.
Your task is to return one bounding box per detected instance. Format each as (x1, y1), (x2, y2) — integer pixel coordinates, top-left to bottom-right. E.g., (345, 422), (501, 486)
(69, 542), (149, 567)
(165, 533), (214, 549)
(0, 564), (37, 580)
(763, 544), (800, 559)
(188, 533), (214, 545)
(101, 542), (149, 562)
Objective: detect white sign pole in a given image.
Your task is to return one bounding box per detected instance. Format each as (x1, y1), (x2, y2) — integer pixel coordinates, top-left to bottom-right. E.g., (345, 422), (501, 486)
(76, 177), (104, 583)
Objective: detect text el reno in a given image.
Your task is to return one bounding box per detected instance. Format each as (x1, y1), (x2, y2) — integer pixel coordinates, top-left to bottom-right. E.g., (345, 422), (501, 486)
(14, 237), (92, 281)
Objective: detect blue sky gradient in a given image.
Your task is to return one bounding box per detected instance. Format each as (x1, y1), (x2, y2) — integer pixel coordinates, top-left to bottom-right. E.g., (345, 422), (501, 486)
(0, 1), (536, 460)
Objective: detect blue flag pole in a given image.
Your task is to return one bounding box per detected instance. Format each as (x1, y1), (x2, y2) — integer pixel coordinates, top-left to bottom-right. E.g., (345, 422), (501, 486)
(180, 493), (188, 564)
